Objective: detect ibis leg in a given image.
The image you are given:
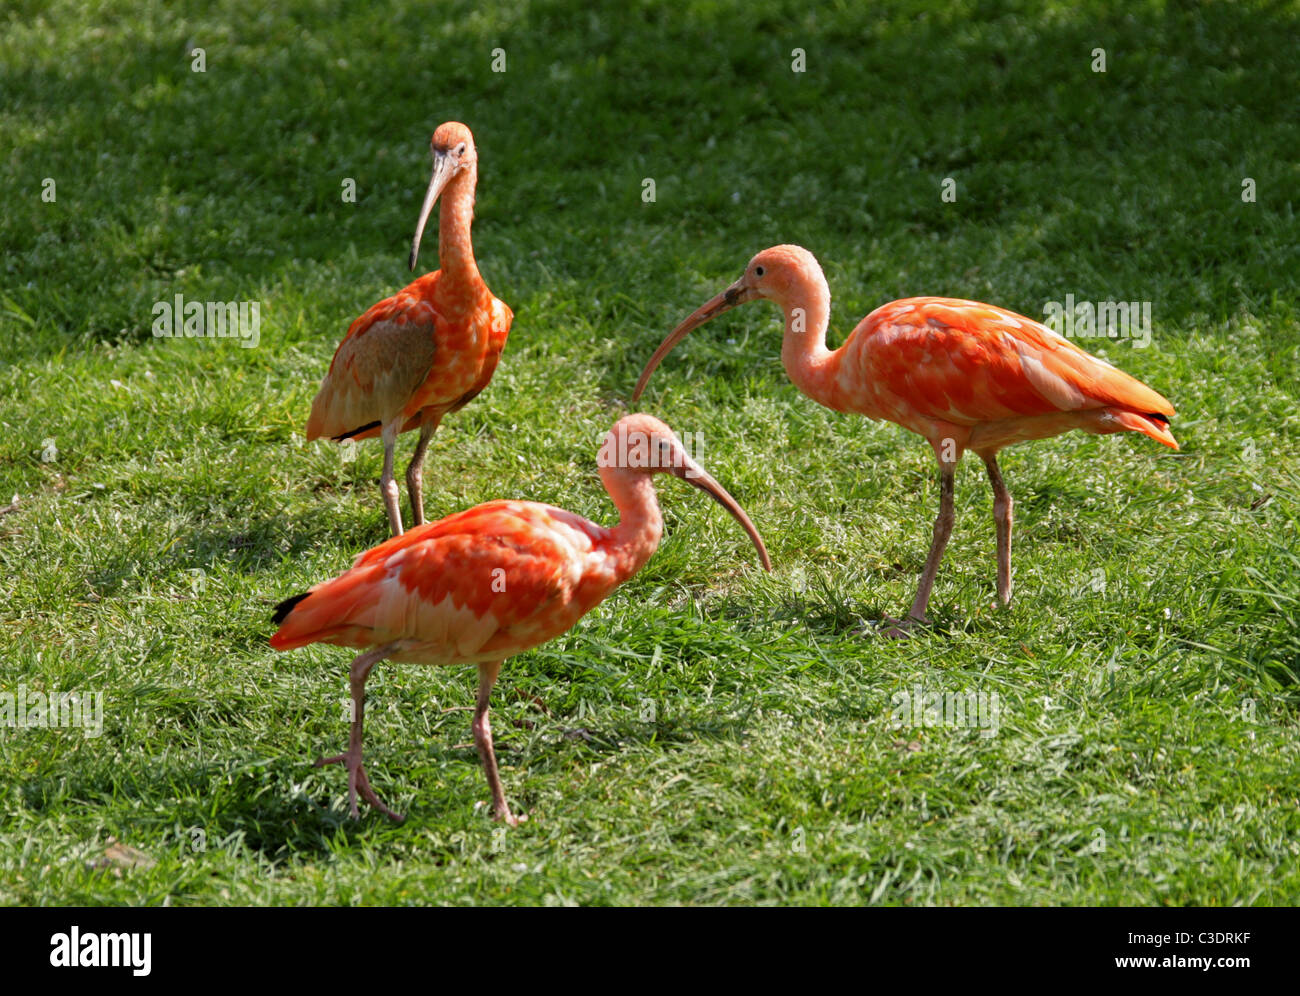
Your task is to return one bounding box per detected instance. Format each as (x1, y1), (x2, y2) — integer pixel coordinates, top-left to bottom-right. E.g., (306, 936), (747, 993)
(982, 454), (1014, 607)
(405, 410), (442, 528)
(315, 643), (404, 822)
(380, 420), (403, 536)
(472, 660), (522, 826)
(890, 464), (956, 633)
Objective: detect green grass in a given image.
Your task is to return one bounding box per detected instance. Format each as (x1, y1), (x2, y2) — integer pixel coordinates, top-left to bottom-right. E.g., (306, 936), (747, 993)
(2, 0), (1298, 905)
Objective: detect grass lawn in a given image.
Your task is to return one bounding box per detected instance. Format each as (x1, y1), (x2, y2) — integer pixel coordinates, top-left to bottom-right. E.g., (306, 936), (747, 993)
(1, 0), (1297, 905)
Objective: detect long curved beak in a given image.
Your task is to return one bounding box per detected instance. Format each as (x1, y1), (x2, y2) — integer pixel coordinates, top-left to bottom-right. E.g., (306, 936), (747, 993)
(632, 279), (757, 402)
(409, 151), (454, 271)
(673, 458), (772, 571)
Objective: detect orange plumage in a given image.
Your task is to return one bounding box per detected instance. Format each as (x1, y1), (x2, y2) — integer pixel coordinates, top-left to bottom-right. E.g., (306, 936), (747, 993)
(270, 501), (631, 662)
(272, 415), (769, 825)
(829, 296), (1177, 451)
(633, 244), (1178, 631)
(306, 122), (513, 535)
(305, 272), (512, 442)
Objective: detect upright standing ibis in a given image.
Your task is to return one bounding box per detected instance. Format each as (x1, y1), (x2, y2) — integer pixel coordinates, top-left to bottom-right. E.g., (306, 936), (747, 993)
(306, 122), (513, 536)
(633, 245), (1178, 633)
(270, 414), (770, 825)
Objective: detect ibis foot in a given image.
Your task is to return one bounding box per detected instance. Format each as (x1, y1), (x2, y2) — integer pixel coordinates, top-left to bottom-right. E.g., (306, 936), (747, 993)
(315, 750), (404, 822)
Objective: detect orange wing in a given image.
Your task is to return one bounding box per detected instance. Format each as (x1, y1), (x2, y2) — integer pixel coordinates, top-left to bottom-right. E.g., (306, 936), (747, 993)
(443, 293), (514, 417)
(305, 273), (444, 441)
(270, 500), (619, 665)
(841, 297), (1176, 446)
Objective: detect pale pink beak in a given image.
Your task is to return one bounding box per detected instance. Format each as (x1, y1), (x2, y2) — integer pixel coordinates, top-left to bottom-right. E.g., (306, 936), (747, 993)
(672, 454), (771, 571)
(409, 151), (455, 271)
(632, 278), (758, 402)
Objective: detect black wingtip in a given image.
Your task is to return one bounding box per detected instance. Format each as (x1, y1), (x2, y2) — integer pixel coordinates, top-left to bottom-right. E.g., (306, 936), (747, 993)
(271, 592), (310, 625)
(332, 420), (382, 442)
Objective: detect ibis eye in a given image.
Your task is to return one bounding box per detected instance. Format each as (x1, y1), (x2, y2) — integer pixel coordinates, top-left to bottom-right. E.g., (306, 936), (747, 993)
(755, 266), (765, 277)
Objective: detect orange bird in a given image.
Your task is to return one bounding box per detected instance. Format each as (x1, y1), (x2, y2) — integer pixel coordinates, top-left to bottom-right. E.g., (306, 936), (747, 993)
(305, 122), (513, 536)
(633, 245), (1178, 633)
(270, 414), (770, 825)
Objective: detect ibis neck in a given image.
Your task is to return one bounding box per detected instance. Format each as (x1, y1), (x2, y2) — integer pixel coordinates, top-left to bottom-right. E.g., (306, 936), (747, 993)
(600, 469), (664, 582)
(436, 164), (481, 289)
(779, 280), (840, 405)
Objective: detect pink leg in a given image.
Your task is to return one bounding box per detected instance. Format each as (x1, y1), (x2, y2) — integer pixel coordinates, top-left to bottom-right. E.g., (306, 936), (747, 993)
(885, 464), (956, 637)
(982, 453), (1014, 607)
(404, 410), (442, 528)
(472, 661), (522, 826)
(380, 420), (403, 536)
(316, 643), (404, 821)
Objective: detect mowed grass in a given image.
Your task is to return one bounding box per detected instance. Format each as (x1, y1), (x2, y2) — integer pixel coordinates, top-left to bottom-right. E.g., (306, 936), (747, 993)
(1, 0), (1298, 905)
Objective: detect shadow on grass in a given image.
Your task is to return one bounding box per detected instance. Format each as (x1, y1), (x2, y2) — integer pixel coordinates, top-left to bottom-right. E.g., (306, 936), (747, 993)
(82, 509), (383, 603)
(542, 711), (761, 757)
(7, 1), (1298, 368)
(731, 582), (990, 641)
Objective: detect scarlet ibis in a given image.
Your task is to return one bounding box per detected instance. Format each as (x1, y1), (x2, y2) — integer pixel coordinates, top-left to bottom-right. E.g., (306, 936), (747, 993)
(305, 122), (513, 536)
(633, 245), (1178, 633)
(270, 414), (770, 825)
